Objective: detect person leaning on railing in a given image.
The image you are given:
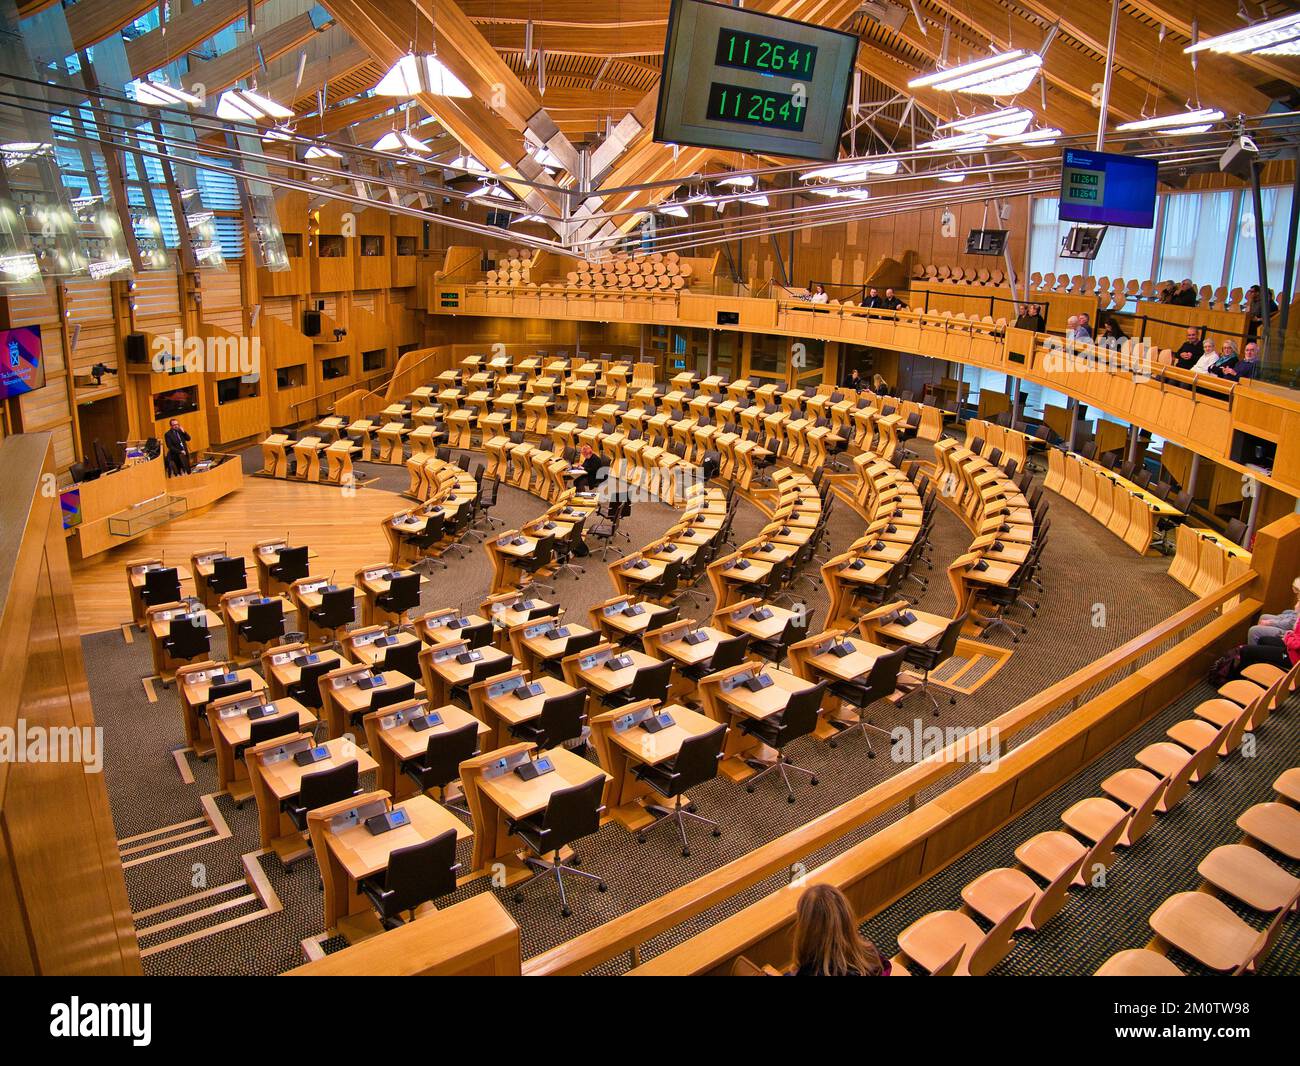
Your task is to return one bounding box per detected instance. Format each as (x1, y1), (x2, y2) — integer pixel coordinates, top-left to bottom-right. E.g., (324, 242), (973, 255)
(787, 884), (890, 976)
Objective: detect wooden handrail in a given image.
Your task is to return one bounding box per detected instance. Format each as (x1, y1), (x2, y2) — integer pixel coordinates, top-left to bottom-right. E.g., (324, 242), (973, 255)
(286, 372), (388, 418)
(523, 569), (1257, 975)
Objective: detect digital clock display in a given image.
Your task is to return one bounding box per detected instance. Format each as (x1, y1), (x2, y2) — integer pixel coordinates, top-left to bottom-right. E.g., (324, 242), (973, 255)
(654, 0), (858, 161)
(715, 28), (817, 78)
(706, 83), (807, 132)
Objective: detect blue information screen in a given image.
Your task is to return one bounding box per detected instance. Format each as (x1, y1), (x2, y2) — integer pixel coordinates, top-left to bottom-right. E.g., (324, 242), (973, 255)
(1058, 149), (1157, 229)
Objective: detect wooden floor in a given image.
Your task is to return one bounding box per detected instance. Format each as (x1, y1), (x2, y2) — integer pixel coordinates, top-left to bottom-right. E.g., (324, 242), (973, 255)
(69, 478), (401, 635)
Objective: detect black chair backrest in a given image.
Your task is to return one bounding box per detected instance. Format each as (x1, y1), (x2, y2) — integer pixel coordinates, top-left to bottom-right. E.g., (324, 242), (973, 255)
(291, 661), (332, 708)
(382, 830), (459, 914)
(564, 630), (602, 658)
(538, 689), (588, 747)
(245, 599), (285, 641)
(775, 681), (828, 744)
(1173, 489), (1193, 513)
(381, 573), (421, 614)
(456, 453), (471, 472)
(166, 617), (210, 660)
(862, 647), (907, 702)
(207, 677), (252, 705)
(709, 633), (750, 672)
(460, 621), (494, 649)
(629, 659), (673, 703)
(143, 567), (181, 604)
(538, 776), (605, 851)
(249, 711), (300, 746)
(381, 641), (422, 681)
(529, 536), (556, 568)
(652, 605), (680, 630)
(272, 546), (309, 583)
(370, 680), (416, 712)
(935, 614), (967, 661)
(779, 608), (812, 647)
(319, 587), (356, 627)
(480, 478), (499, 506)
(470, 656), (511, 685)
(422, 721), (480, 789)
(668, 724), (727, 793)
(211, 556), (247, 593)
(298, 759), (359, 811)
(1225, 518), (1248, 545)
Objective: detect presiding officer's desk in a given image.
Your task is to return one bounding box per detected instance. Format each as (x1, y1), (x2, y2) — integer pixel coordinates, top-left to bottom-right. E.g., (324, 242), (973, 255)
(459, 744), (609, 881)
(308, 790), (470, 941)
(361, 698), (489, 801)
(246, 733), (378, 863)
(589, 700), (724, 829)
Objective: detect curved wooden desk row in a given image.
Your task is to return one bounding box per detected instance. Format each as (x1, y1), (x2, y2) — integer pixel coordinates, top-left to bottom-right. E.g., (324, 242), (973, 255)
(963, 419), (1036, 473)
(606, 483), (732, 602)
(1043, 447), (1184, 557)
(823, 454), (928, 629)
(932, 440), (1041, 627)
(258, 432), (370, 485)
(484, 489), (602, 594)
(1167, 524), (1253, 599)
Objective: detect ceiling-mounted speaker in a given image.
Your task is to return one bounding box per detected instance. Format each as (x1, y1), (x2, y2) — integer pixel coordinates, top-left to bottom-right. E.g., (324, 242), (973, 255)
(1219, 134), (1259, 181)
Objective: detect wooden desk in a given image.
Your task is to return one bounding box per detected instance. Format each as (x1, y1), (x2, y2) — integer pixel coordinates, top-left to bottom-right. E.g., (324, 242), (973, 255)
(127, 561), (191, 626)
(146, 603), (220, 681)
(262, 644), (343, 699)
(177, 662), (267, 757)
(460, 744), (609, 879)
(704, 665), (820, 773)
(209, 693), (315, 801)
(220, 591), (292, 662)
(311, 791), (470, 938)
(572, 647), (661, 697)
(477, 673), (581, 749)
(362, 699), (489, 801)
(420, 642), (515, 707)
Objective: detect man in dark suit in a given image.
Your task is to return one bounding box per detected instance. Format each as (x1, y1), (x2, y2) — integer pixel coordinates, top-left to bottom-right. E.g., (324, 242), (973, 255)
(1014, 303), (1046, 331)
(861, 287), (884, 309)
(882, 287), (905, 309)
(1172, 327), (1204, 371)
(575, 444), (607, 492)
(164, 419), (192, 476)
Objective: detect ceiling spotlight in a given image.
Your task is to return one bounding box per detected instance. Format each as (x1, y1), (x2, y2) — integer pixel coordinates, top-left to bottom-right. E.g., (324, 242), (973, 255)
(1184, 12), (1300, 57)
(129, 79), (203, 107)
(938, 107), (1034, 137)
(215, 89), (294, 122)
(375, 53), (472, 98)
(1115, 108), (1225, 134)
(909, 49), (1043, 96)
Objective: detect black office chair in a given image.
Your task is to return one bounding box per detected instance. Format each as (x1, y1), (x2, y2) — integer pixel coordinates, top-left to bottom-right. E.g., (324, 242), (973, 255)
(403, 721), (480, 812)
(359, 830), (461, 930)
(633, 723), (726, 857)
(552, 517), (587, 581)
(635, 559), (683, 605)
(449, 655), (511, 706)
(237, 599), (285, 652)
(233, 711), (303, 771)
(749, 608), (813, 666)
(207, 556), (247, 597)
(541, 630), (601, 679)
(681, 633), (750, 682)
(269, 546), (309, 586)
(368, 680), (417, 716)
(287, 660), (332, 710)
(1225, 518), (1248, 546)
(514, 535), (556, 598)
(405, 513), (450, 572)
(381, 641), (422, 681)
(827, 646), (906, 754)
(374, 573), (421, 621)
(162, 616), (211, 666)
(508, 777), (607, 917)
(193, 675), (252, 721)
(308, 587), (355, 647)
(284, 760), (361, 832)
(457, 621), (494, 650)
(900, 612), (967, 715)
(601, 659), (672, 708)
(142, 567), (181, 608)
(466, 477), (502, 540)
(510, 689), (588, 749)
(740, 681), (827, 802)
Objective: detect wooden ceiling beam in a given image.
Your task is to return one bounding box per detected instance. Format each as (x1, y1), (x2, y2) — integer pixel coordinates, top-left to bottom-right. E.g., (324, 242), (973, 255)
(65, 0), (157, 51)
(1127, 0), (1300, 89)
(262, 43), (374, 110)
(184, 11), (329, 96)
(125, 0), (270, 78)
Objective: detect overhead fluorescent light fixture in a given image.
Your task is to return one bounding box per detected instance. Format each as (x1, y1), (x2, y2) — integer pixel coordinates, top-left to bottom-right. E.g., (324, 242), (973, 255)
(993, 126), (1062, 146)
(468, 183), (514, 200)
(304, 144), (343, 159)
(375, 53), (472, 98)
(936, 169), (966, 183)
(1115, 108), (1225, 135)
(1184, 12), (1300, 57)
(261, 127), (294, 143)
(130, 79), (203, 108)
(449, 153), (488, 174)
(807, 186), (871, 201)
(918, 132), (989, 151)
(372, 130), (430, 154)
(740, 194), (770, 206)
(938, 107), (1034, 137)
(800, 159), (899, 182)
(909, 49), (1043, 96)
(215, 89), (294, 122)
(658, 203), (689, 217)
(717, 174), (755, 188)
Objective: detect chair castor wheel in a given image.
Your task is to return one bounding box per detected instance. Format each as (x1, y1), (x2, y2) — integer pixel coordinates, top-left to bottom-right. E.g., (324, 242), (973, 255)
(636, 834), (646, 844)
(597, 882), (607, 892)
(810, 777), (819, 786)
(570, 855), (581, 866)
(787, 794), (796, 803)
(681, 848), (690, 858)
(827, 739), (837, 749)
(513, 892), (524, 903)
(686, 802), (697, 813)
(712, 827), (721, 837)
(746, 784), (755, 793)
(562, 906), (572, 917)
(867, 750), (876, 758)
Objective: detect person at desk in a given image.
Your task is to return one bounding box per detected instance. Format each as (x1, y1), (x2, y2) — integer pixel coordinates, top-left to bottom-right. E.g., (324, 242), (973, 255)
(1014, 303), (1045, 332)
(573, 444), (608, 493)
(808, 283), (829, 305)
(164, 419), (192, 475)
(1098, 317), (1127, 345)
(788, 885), (889, 976)
(882, 288), (904, 310)
(1171, 327), (1204, 370)
(861, 287), (884, 309)
(843, 367), (864, 391)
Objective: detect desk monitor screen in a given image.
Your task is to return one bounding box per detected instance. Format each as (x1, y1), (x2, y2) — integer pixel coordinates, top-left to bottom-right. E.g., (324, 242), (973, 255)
(0, 325), (44, 399)
(60, 487), (82, 530)
(1058, 148), (1157, 228)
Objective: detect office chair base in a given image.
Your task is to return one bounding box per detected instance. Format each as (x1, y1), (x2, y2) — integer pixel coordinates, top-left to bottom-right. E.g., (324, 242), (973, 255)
(827, 716), (896, 756)
(673, 587), (709, 606)
(520, 580), (556, 599)
(553, 562), (586, 580)
(744, 756), (817, 802)
(512, 853), (606, 917)
(637, 798), (721, 857)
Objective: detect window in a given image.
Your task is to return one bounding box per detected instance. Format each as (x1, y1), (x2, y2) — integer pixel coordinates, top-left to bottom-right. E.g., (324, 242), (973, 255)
(1156, 191), (1233, 287)
(1028, 197), (1155, 282)
(1229, 185), (1296, 296)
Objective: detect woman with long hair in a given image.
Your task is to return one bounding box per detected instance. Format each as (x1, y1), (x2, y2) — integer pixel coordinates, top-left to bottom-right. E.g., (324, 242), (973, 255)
(789, 884), (889, 976)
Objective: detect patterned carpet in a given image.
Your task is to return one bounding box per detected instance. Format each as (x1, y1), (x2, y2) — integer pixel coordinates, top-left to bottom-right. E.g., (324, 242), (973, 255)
(80, 438), (1203, 975)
